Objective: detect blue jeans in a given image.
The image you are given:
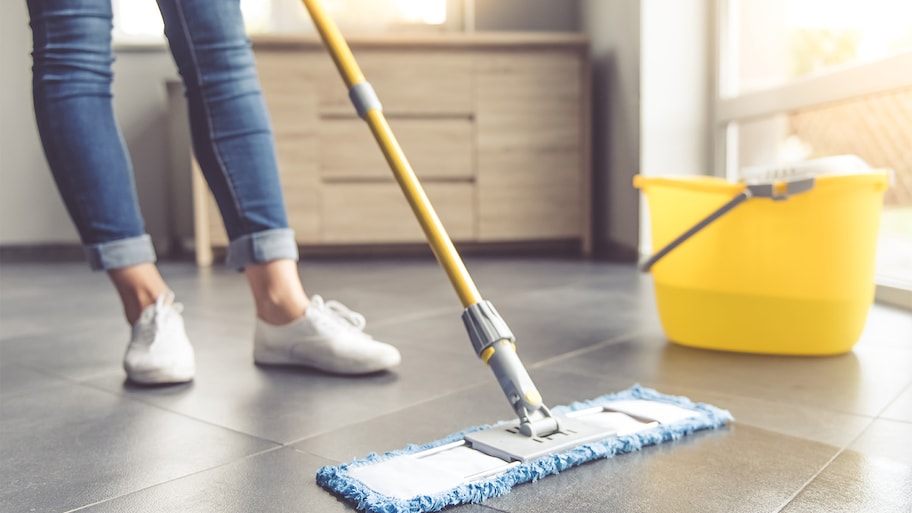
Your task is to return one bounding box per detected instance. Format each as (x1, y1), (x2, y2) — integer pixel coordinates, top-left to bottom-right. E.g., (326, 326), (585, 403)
(27, 0), (298, 270)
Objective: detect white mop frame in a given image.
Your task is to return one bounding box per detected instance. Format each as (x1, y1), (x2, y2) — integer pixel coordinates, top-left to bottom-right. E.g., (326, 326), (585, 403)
(316, 385), (734, 513)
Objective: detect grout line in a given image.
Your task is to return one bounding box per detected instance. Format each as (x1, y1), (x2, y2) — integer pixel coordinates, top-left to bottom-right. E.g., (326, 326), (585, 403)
(773, 446), (847, 513)
(871, 379), (912, 421)
(281, 331), (657, 454)
(773, 416), (878, 512)
(526, 329), (650, 370)
(62, 444), (290, 513)
(366, 305), (456, 329)
(77, 378), (284, 446)
(280, 380), (489, 450)
(0, 362), (77, 397)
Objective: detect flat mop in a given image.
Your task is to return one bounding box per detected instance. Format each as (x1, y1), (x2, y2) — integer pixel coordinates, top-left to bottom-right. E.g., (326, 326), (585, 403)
(300, 1), (733, 511)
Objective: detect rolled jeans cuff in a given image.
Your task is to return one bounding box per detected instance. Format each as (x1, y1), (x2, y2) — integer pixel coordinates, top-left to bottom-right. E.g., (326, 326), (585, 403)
(84, 234), (157, 271)
(226, 228), (299, 271)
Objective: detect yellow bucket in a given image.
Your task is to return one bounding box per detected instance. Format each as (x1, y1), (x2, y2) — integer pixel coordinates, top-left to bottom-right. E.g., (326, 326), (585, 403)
(634, 171), (889, 355)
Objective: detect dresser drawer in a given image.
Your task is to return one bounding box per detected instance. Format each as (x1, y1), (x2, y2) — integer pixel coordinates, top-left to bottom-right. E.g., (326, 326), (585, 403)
(316, 50), (475, 116)
(319, 117), (474, 181)
(320, 182), (475, 243)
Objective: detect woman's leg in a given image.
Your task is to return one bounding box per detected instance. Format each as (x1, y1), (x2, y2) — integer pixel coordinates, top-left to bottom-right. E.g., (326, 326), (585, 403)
(28, 0), (142, 249)
(154, 0), (296, 266)
(27, 0), (194, 383)
(27, 0), (169, 320)
(154, 0), (308, 320)
(157, 0), (399, 373)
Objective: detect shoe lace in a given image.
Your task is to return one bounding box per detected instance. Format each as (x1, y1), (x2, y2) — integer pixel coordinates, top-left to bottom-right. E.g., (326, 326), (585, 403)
(134, 291), (184, 349)
(314, 295), (366, 331)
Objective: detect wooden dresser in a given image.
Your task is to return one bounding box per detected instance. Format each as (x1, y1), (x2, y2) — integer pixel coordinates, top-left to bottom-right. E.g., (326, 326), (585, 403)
(182, 33), (591, 265)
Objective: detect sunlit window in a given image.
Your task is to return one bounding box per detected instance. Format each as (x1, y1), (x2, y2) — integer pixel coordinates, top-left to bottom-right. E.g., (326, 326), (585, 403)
(112, 0), (448, 43)
(728, 0), (912, 95)
(242, 0), (273, 34)
(394, 0), (446, 24)
(112, 0), (163, 42)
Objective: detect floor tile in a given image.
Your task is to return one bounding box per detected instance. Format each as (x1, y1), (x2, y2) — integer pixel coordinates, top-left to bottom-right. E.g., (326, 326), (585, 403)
(856, 302), (912, 350)
(1, 324), (131, 383)
(0, 263), (122, 331)
(0, 361), (71, 399)
(627, 382), (874, 448)
(1, 259), (909, 513)
(545, 330), (912, 418)
(881, 383), (912, 423)
(0, 316), (49, 341)
(79, 445), (503, 513)
(84, 337), (492, 444)
(780, 450), (912, 513)
(848, 418), (912, 466)
(292, 370), (637, 462)
(0, 383), (276, 513)
(481, 288), (659, 364)
(479, 425), (836, 513)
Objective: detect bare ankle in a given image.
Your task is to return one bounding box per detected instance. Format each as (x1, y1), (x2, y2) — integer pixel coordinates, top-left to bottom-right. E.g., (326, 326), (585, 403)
(255, 291), (309, 325)
(245, 259), (309, 325)
(107, 264), (169, 324)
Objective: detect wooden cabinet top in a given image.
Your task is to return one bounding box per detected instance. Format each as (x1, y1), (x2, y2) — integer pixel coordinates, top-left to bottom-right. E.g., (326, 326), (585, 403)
(250, 32), (589, 51)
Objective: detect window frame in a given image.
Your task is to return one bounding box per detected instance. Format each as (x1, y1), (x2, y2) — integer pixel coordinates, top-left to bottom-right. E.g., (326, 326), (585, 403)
(712, 0), (912, 308)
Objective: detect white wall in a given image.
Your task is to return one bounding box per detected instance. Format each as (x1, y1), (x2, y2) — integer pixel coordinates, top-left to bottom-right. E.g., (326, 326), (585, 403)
(0, 1), (179, 251)
(0, 1), (75, 244)
(581, 0), (643, 258)
(580, 0), (711, 258)
(641, 0), (711, 176)
(639, 0), (712, 253)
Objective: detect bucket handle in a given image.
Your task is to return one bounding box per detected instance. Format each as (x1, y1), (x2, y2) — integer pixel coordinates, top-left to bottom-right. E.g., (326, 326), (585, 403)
(639, 177), (816, 273)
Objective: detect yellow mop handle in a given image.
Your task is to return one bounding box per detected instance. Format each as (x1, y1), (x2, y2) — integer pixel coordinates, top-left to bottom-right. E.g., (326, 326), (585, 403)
(301, 0), (482, 309)
(301, 0), (558, 437)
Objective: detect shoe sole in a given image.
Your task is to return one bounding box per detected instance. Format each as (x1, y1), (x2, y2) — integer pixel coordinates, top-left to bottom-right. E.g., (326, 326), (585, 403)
(254, 345), (398, 375)
(126, 365), (195, 385)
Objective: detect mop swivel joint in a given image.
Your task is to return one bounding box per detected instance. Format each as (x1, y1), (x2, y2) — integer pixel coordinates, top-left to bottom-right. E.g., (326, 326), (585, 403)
(462, 300), (513, 357)
(462, 301), (560, 437)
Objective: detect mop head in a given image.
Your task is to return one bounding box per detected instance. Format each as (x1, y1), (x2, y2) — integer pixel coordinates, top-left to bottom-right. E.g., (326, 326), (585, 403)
(316, 385), (733, 513)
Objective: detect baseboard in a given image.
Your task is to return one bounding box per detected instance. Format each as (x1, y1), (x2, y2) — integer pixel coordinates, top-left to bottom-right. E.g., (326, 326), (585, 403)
(591, 239), (639, 262)
(309, 240), (584, 258)
(201, 239), (586, 265)
(1, 239), (588, 267)
(0, 244), (85, 263)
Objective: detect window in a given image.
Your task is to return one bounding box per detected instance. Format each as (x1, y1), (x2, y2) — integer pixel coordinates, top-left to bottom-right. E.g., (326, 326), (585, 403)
(112, 0), (449, 44)
(724, 0), (912, 96)
(112, 0), (164, 43)
(716, 0), (912, 307)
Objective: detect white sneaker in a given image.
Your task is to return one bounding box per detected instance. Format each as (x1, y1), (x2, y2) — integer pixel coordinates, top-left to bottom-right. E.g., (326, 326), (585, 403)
(254, 295), (401, 375)
(124, 291), (195, 384)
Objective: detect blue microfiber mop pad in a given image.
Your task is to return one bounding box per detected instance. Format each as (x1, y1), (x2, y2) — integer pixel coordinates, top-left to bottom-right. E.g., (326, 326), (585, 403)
(316, 385), (733, 513)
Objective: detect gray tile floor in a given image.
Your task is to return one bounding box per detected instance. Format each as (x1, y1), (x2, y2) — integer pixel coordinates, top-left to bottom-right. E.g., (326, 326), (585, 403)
(1, 257), (910, 513)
